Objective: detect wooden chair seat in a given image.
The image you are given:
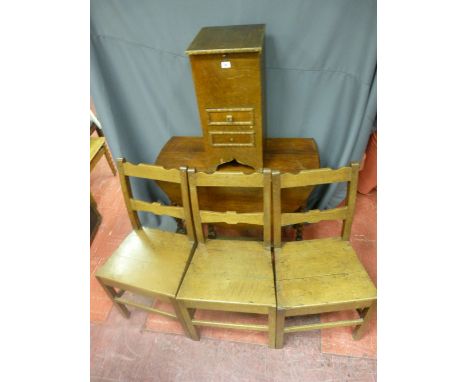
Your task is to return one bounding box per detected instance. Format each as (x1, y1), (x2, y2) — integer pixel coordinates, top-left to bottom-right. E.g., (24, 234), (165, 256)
(177, 239), (275, 308)
(275, 237), (376, 310)
(96, 227), (195, 298)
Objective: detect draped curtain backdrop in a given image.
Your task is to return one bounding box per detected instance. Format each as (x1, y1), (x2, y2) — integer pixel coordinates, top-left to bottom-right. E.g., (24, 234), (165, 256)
(91, 0), (376, 229)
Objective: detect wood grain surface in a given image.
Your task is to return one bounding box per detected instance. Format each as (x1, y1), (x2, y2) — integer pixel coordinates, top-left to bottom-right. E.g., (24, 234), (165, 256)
(155, 136), (320, 214)
(187, 25), (265, 169)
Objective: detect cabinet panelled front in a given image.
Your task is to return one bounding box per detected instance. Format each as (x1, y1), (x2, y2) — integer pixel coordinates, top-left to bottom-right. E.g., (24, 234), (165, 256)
(186, 25), (265, 170)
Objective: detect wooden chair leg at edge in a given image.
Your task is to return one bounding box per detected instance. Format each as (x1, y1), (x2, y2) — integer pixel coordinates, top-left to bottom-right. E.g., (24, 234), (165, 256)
(275, 309), (286, 349)
(268, 307), (277, 349)
(352, 302), (376, 340)
(103, 142), (117, 175)
(96, 277), (130, 318)
(171, 300), (200, 341)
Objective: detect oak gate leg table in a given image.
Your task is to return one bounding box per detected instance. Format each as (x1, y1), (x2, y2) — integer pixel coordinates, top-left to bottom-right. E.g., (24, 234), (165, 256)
(155, 136), (320, 239)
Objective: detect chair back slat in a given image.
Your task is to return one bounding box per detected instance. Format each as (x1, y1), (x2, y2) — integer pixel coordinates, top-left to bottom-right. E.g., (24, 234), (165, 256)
(130, 199), (185, 220)
(194, 171), (264, 187)
(281, 206), (348, 226)
(280, 167), (352, 188)
(200, 211), (264, 225)
(273, 163), (360, 247)
(117, 158), (195, 241)
(188, 168), (271, 247)
(122, 161), (181, 183)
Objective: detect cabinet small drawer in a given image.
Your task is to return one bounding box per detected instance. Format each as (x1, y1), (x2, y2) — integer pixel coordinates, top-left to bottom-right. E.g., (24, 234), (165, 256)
(206, 108), (254, 126)
(209, 131), (255, 147)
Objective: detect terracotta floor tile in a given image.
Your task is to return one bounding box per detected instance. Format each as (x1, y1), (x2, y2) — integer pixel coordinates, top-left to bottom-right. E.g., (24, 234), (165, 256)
(195, 310), (269, 345)
(144, 301), (185, 336)
(351, 192), (377, 241)
(351, 237), (377, 284)
(145, 301), (269, 345)
(90, 257), (113, 323)
(321, 309), (377, 359)
(91, 157), (127, 323)
(302, 218), (342, 239)
(93, 299), (376, 382)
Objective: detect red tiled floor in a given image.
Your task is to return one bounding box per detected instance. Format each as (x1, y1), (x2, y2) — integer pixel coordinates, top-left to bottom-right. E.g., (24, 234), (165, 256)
(321, 308), (377, 359)
(90, 156), (132, 323)
(145, 301), (269, 345)
(90, 256), (114, 322)
(144, 301), (185, 336)
(91, 156), (377, 359)
(92, 306), (376, 382)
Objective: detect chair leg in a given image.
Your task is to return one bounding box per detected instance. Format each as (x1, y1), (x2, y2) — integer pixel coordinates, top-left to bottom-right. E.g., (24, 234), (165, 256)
(103, 142), (117, 175)
(353, 302), (376, 340)
(172, 300), (200, 341)
(97, 278), (130, 318)
(268, 307), (277, 349)
(275, 309), (286, 349)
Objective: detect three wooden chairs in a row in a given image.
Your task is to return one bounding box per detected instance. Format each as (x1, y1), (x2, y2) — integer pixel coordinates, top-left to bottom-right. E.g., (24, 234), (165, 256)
(95, 159), (376, 349)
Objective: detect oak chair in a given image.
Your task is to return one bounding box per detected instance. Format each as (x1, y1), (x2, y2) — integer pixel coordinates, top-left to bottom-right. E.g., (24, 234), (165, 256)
(90, 120), (116, 242)
(272, 163), (377, 348)
(175, 169), (277, 348)
(90, 110), (116, 175)
(90, 134), (116, 175)
(95, 159), (199, 340)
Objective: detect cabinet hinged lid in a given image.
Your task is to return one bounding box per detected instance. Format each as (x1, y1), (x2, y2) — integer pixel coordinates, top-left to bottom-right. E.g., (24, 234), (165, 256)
(186, 24), (265, 55)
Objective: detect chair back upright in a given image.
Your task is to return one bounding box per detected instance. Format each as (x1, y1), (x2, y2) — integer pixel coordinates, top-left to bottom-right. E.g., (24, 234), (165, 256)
(272, 162), (360, 248)
(117, 158), (195, 241)
(188, 169), (272, 249)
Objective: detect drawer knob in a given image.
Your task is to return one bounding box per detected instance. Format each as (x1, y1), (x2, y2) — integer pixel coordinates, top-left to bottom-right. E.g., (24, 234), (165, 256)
(229, 137), (234, 142)
(226, 115), (233, 123)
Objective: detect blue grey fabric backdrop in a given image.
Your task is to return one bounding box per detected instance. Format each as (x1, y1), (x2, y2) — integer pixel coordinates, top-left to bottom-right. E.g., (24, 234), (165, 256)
(91, 0), (376, 229)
